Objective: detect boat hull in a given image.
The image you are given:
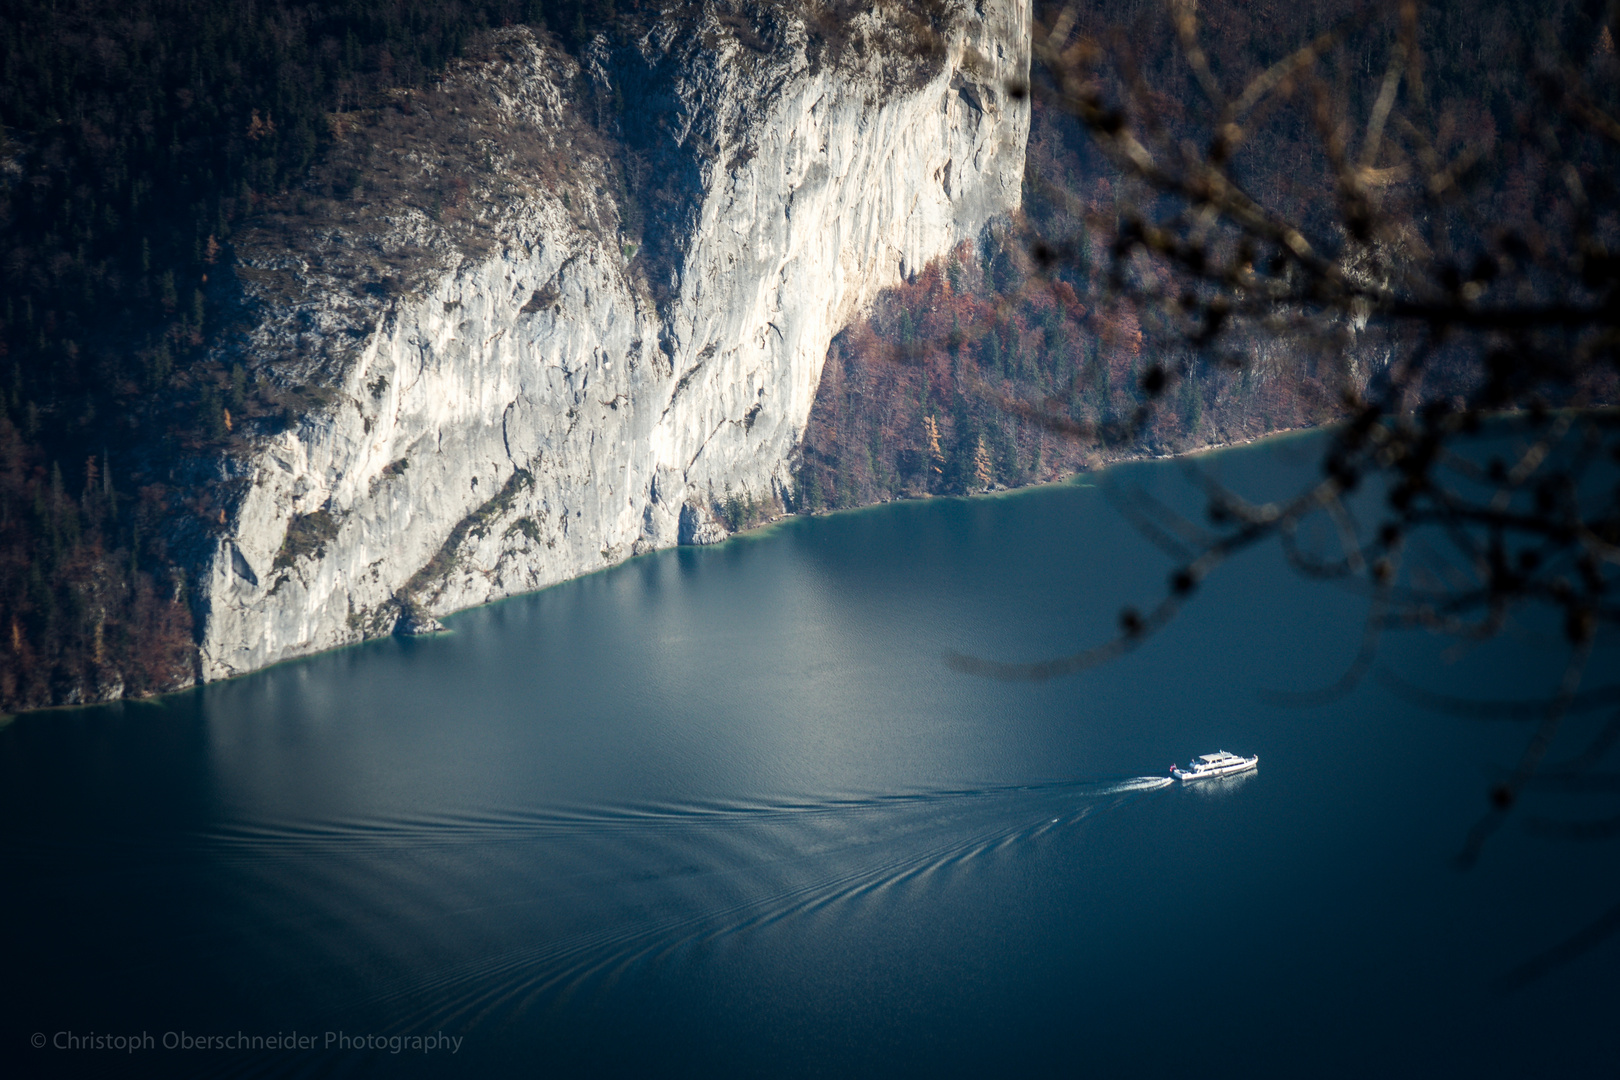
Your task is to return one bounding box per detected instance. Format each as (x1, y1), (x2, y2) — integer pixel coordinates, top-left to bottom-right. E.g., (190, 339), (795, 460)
(1172, 756), (1258, 782)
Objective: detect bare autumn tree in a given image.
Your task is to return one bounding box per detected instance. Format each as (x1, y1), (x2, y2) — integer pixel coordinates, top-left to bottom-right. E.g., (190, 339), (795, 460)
(942, 0), (1620, 979)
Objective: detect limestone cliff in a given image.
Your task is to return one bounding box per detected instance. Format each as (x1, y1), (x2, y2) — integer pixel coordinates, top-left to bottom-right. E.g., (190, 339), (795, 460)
(199, 1), (1030, 680)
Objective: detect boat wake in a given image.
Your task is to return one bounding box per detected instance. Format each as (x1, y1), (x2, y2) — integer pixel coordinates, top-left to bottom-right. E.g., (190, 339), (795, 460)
(131, 773), (1183, 1062)
(133, 775), (1178, 861)
(336, 776), (1179, 1033)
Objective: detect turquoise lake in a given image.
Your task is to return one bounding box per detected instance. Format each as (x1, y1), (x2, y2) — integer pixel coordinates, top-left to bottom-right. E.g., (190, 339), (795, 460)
(5, 432), (1617, 1077)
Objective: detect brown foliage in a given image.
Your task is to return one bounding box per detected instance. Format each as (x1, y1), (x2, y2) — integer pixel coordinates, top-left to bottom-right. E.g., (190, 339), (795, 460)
(0, 418), (195, 712)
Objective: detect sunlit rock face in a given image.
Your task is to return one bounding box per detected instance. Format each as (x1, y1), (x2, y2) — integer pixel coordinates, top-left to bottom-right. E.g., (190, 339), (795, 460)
(198, 2), (1030, 681)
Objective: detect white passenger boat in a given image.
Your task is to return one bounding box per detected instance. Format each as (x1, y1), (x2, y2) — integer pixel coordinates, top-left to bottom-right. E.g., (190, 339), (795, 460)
(1171, 751), (1258, 781)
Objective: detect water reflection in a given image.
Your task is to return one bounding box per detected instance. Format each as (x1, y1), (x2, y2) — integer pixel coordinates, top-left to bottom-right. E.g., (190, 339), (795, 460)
(1179, 769), (1260, 799)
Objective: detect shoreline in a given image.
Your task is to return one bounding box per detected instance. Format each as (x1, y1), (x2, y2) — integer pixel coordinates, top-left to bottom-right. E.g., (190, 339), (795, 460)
(755, 424), (1315, 529)
(753, 399), (1615, 534)
(12, 406), (1587, 722)
(0, 424), (1326, 723)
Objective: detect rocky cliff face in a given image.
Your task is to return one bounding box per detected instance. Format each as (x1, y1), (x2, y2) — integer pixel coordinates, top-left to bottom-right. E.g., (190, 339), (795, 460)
(199, 1), (1030, 681)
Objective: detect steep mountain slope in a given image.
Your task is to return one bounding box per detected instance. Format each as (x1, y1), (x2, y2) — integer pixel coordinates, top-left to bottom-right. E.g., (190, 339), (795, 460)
(197, 2), (1031, 680)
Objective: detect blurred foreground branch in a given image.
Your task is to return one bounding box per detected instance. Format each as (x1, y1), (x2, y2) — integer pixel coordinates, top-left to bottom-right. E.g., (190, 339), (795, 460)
(948, 0), (1620, 970)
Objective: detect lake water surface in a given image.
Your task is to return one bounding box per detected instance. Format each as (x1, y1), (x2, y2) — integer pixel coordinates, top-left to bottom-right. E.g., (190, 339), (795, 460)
(5, 434), (1617, 1077)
